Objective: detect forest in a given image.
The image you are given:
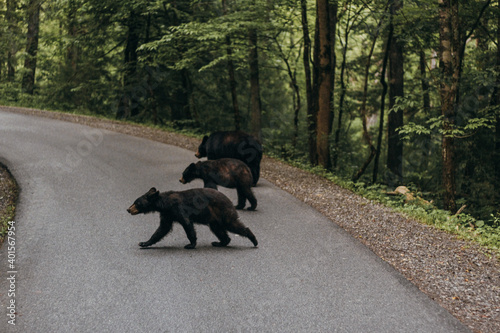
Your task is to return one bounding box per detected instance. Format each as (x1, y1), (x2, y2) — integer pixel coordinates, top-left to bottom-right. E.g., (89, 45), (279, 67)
(0, 0), (499, 228)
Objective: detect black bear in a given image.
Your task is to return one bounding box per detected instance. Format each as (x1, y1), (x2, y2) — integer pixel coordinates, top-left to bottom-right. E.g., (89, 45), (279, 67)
(195, 131), (262, 186)
(179, 158), (257, 211)
(127, 187), (258, 249)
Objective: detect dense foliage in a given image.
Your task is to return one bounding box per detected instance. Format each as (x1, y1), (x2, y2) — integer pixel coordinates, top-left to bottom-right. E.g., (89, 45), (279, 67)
(0, 0), (499, 228)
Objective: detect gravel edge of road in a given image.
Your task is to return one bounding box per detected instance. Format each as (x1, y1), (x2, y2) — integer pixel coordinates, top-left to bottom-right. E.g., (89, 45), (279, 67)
(1, 105), (499, 332)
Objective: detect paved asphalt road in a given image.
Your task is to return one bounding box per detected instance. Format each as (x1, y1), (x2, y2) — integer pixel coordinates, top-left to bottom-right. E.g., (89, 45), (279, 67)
(0, 110), (470, 333)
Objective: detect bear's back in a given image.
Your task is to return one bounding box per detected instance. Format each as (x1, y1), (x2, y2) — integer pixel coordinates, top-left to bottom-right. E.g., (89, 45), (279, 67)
(206, 131), (262, 158)
(164, 188), (233, 209)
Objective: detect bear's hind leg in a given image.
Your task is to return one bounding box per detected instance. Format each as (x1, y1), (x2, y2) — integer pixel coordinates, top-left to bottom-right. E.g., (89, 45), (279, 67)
(225, 219), (258, 247)
(250, 164), (260, 186)
(235, 187), (246, 210)
(209, 223), (231, 247)
(243, 227), (258, 247)
(242, 186), (257, 211)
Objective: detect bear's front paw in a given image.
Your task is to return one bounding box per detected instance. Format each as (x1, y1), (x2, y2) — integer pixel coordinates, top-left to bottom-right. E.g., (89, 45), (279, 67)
(184, 243), (196, 249)
(139, 242), (150, 248)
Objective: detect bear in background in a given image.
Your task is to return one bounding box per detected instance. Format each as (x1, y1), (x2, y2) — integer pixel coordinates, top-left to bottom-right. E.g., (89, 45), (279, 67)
(195, 131), (262, 186)
(180, 158), (257, 211)
(127, 187), (258, 249)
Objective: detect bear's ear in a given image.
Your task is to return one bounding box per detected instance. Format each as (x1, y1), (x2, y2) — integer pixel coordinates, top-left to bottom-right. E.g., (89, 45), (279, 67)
(146, 187), (159, 198)
(201, 136), (209, 144)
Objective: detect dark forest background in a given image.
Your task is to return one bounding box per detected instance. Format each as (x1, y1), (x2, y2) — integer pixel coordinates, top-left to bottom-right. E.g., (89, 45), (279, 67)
(1, 0), (499, 225)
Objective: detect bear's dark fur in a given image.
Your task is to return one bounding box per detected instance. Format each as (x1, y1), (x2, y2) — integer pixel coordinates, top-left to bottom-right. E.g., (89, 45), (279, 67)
(127, 187), (258, 249)
(180, 158), (257, 211)
(195, 131), (262, 186)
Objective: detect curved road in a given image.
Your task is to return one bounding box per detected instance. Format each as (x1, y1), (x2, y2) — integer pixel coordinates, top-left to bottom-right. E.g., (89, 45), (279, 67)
(0, 110), (470, 333)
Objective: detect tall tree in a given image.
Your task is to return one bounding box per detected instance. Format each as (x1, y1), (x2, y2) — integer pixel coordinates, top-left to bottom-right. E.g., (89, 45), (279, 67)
(419, 50), (430, 113)
(315, 0), (335, 169)
(117, 9), (143, 119)
(6, 0), (18, 81)
(222, 0), (241, 131)
(273, 34), (301, 149)
(300, 0), (316, 165)
(438, 0), (459, 212)
(22, 0), (41, 94)
(353, 5), (386, 182)
(66, 0), (79, 75)
(249, 27), (262, 141)
(226, 35), (241, 130)
(333, 1), (367, 169)
(333, 15), (349, 169)
(387, 0), (404, 184)
(493, 4), (500, 209)
(373, 23), (392, 183)
(436, 0), (490, 212)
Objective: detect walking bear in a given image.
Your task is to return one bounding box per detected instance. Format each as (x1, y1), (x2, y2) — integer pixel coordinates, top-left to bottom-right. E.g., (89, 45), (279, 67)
(195, 131), (262, 186)
(179, 158), (257, 211)
(127, 187), (258, 249)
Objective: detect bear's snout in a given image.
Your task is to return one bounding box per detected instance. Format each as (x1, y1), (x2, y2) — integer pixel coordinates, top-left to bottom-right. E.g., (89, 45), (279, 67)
(179, 177), (186, 184)
(194, 151), (201, 158)
(127, 204), (139, 215)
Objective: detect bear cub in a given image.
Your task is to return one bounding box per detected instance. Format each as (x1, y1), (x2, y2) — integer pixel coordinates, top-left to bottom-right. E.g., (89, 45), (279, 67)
(195, 131), (262, 186)
(127, 187), (258, 249)
(180, 158), (257, 211)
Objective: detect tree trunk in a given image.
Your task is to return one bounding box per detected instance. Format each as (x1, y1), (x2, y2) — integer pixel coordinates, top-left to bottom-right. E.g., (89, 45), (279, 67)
(493, 5), (500, 209)
(419, 50), (430, 113)
(171, 70), (191, 121)
(352, 8), (385, 182)
(352, 36), (377, 182)
(144, 14), (159, 125)
(333, 13), (350, 170)
(315, 0), (336, 169)
(438, 0), (458, 212)
(22, 0), (41, 94)
(67, 0), (79, 75)
(387, 0), (404, 184)
(249, 28), (262, 141)
(437, 0), (490, 211)
(222, 0), (241, 130)
(496, 102), (500, 209)
(300, 0), (316, 165)
(275, 35), (301, 149)
(6, 0), (17, 81)
(184, 70), (199, 126)
(117, 10), (141, 119)
(373, 24), (392, 183)
(226, 36), (241, 130)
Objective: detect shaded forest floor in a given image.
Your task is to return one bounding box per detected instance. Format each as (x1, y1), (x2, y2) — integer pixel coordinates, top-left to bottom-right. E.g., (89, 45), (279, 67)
(0, 105), (499, 333)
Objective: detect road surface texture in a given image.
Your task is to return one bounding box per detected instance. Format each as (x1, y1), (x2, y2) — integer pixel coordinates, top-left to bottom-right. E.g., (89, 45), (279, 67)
(0, 110), (470, 332)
